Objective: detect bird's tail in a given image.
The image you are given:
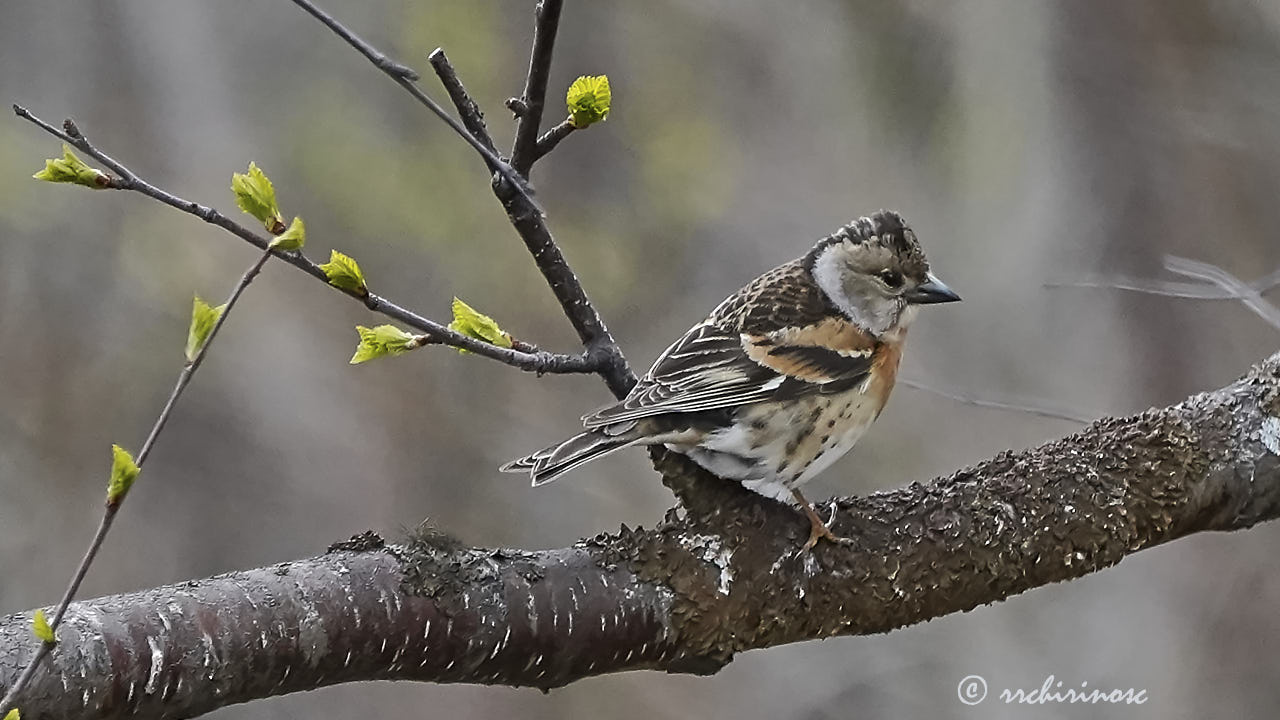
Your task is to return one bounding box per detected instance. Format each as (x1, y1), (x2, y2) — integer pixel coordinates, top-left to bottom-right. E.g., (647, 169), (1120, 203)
(500, 427), (639, 486)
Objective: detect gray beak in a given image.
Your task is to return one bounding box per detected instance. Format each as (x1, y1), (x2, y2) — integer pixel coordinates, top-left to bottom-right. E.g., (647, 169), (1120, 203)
(906, 273), (961, 305)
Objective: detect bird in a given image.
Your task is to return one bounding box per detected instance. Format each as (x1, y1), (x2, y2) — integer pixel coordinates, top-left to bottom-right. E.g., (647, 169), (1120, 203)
(502, 210), (960, 550)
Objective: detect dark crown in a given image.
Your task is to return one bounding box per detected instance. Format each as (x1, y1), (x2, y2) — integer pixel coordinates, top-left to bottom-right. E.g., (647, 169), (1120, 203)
(830, 210), (911, 252)
(805, 210), (927, 270)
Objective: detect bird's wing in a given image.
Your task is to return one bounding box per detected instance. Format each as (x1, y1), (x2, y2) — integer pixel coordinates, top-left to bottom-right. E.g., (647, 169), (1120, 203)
(582, 317), (876, 428)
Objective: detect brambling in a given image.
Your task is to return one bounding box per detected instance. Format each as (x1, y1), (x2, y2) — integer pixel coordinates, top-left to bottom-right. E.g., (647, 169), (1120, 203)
(503, 210), (960, 549)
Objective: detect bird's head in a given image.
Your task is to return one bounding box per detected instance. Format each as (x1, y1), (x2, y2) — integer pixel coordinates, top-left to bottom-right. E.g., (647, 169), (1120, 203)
(804, 210), (960, 337)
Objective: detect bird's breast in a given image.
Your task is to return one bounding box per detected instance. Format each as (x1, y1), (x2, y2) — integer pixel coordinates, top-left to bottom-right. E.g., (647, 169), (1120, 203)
(690, 384), (887, 489)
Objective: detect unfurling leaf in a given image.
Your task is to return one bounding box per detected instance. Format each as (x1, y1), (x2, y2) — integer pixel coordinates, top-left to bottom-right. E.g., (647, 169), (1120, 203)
(32, 144), (109, 188)
(107, 444), (140, 505)
(186, 295), (226, 363)
(350, 325), (421, 364)
(566, 75), (611, 128)
(319, 250), (368, 296)
(270, 216), (306, 251)
(231, 162), (284, 232)
(447, 297), (512, 353)
(32, 609), (55, 644)
(4, 707), (21, 720)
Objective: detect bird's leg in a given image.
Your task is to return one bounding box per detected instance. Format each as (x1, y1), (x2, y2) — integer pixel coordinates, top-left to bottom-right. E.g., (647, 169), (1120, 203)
(791, 488), (851, 551)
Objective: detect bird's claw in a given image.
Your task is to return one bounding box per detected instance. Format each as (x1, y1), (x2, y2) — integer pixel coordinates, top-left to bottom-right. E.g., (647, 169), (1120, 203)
(799, 502), (852, 552)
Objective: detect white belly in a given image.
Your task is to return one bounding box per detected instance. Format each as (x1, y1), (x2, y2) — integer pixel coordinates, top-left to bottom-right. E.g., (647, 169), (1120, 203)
(668, 387), (880, 503)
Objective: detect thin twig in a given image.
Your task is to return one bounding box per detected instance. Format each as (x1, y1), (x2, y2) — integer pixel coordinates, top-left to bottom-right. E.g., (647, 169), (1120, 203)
(427, 48), (497, 156)
(496, 0), (635, 397)
(1049, 261), (1280, 300)
(286, 1), (634, 393)
(531, 120), (576, 164)
(0, 510), (108, 713)
(505, 98), (529, 117)
(287, 0), (537, 210)
(412, 9), (636, 396)
(1256, 267), (1280, 294)
(13, 106), (597, 376)
(509, 0), (564, 176)
(1050, 256), (1280, 331)
(1046, 277), (1246, 299)
(899, 378), (1091, 424)
(1162, 255), (1280, 330)
(0, 247), (273, 716)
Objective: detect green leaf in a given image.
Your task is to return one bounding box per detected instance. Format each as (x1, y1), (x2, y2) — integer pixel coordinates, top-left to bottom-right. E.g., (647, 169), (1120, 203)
(318, 250), (368, 296)
(447, 298), (512, 353)
(350, 325), (421, 364)
(186, 296), (226, 363)
(107, 444), (140, 505)
(32, 144), (108, 188)
(269, 216), (306, 251)
(566, 75), (611, 128)
(32, 609), (55, 644)
(4, 708), (21, 720)
(231, 162), (284, 232)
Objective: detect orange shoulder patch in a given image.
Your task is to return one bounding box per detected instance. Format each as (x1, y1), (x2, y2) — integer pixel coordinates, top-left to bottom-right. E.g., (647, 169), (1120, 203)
(742, 317), (875, 384)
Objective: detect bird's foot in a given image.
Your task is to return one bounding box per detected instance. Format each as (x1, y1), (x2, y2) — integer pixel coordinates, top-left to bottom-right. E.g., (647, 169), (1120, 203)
(792, 489), (852, 552)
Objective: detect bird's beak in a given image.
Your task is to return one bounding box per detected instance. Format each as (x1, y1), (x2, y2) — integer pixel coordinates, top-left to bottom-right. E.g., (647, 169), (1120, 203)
(906, 273), (961, 304)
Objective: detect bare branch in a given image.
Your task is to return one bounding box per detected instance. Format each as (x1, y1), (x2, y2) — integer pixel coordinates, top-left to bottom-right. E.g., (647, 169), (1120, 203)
(531, 119), (577, 163)
(1257, 267), (1280, 294)
(496, 199), (636, 393)
(287, 0), (537, 208)
(509, 0), (564, 176)
(1047, 276), (1246, 299)
(13, 106), (598, 376)
(0, 246), (273, 717)
(493, 0), (635, 397)
(898, 377), (1092, 424)
(505, 97), (529, 116)
(290, 3), (636, 397)
(426, 48), (498, 157)
(4, 352), (1280, 718)
(1051, 257), (1280, 331)
(1162, 255), (1280, 330)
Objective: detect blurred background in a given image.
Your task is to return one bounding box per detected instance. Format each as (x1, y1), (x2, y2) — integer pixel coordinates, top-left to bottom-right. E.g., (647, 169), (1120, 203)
(3, 1), (1280, 718)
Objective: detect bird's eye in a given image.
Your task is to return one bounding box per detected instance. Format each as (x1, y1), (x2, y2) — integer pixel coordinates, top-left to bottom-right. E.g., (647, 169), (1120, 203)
(878, 269), (904, 289)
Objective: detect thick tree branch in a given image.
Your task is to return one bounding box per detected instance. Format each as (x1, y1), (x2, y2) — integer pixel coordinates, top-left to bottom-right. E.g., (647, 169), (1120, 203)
(5, 352), (1279, 719)
(13, 106), (597, 377)
(0, 247), (276, 717)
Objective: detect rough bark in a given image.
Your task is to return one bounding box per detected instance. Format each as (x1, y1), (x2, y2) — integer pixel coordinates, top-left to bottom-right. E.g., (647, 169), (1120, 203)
(3, 352), (1279, 720)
